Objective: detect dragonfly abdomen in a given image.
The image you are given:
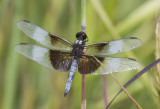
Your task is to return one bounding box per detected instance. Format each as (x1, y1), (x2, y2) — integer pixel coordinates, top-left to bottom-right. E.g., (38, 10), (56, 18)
(64, 58), (79, 96)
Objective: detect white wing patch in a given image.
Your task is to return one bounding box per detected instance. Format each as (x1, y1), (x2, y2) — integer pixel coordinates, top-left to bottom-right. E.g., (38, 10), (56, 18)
(32, 26), (48, 44)
(31, 45), (48, 64)
(106, 57), (121, 73)
(104, 57), (141, 73)
(108, 40), (123, 54)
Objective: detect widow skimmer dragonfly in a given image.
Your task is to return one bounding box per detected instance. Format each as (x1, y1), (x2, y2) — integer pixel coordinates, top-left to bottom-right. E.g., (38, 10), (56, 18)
(15, 20), (142, 96)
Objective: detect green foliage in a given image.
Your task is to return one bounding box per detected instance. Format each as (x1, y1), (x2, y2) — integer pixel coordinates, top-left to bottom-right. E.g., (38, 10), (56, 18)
(0, 0), (160, 109)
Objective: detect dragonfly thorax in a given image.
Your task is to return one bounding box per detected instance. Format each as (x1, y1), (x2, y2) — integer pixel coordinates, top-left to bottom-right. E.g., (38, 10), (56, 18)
(71, 39), (85, 58)
(70, 31), (87, 58)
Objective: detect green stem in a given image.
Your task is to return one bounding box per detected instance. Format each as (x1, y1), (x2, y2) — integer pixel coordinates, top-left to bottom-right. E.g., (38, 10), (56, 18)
(81, 0), (86, 109)
(81, 0), (86, 32)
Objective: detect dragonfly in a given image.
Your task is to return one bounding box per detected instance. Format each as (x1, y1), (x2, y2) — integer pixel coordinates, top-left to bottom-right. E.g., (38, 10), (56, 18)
(15, 20), (142, 96)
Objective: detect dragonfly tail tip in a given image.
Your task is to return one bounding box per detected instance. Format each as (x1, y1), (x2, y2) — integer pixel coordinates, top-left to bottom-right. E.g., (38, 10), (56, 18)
(64, 92), (68, 97)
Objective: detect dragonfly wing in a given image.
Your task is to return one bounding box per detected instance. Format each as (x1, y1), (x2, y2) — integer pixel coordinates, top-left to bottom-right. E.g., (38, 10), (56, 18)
(85, 37), (142, 56)
(78, 56), (140, 75)
(17, 20), (73, 52)
(14, 43), (73, 72)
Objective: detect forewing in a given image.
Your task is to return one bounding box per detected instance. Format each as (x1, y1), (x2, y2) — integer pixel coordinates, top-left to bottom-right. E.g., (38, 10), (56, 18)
(85, 37), (142, 56)
(14, 43), (73, 72)
(17, 20), (73, 52)
(78, 56), (140, 75)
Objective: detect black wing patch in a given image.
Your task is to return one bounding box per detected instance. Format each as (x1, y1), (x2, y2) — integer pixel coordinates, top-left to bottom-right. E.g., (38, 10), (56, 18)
(78, 56), (105, 74)
(49, 50), (73, 72)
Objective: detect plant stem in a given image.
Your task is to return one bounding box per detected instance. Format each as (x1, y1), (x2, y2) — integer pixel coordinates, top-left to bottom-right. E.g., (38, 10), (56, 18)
(81, 0), (86, 32)
(81, 0), (86, 109)
(103, 75), (108, 107)
(81, 73), (86, 109)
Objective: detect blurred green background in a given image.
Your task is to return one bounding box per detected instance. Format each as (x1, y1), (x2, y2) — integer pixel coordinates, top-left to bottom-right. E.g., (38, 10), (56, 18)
(0, 0), (160, 109)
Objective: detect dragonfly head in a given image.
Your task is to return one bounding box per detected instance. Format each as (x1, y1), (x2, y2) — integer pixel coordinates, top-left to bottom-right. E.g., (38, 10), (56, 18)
(76, 31), (88, 42)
